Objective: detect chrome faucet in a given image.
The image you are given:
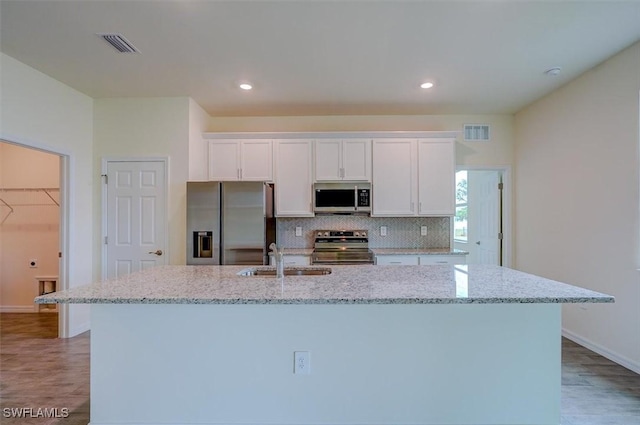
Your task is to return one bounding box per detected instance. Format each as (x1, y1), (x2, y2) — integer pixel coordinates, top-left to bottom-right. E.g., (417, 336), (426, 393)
(269, 243), (284, 278)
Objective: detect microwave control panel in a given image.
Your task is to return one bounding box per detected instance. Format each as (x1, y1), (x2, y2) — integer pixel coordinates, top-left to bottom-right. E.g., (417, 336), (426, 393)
(357, 189), (370, 207)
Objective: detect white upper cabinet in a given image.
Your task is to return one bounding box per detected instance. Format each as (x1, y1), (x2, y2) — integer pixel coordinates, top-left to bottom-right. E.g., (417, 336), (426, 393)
(372, 139), (417, 216)
(417, 138), (455, 216)
(274, 139), (314, 217)
(372, 138), (455, 217)
(202, 133), (455, 217)
(208, 139), (273, 181)
(314, 139), (371, 181)
(208, 140), (239, 180)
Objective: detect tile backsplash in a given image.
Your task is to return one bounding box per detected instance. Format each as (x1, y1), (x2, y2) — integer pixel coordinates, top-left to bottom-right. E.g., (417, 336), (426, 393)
(277, 216), (450, 249)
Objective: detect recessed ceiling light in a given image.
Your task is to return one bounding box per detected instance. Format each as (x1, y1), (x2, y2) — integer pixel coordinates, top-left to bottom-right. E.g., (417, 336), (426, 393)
(239, 83), (253, 90)
(420, 82), (434, 89)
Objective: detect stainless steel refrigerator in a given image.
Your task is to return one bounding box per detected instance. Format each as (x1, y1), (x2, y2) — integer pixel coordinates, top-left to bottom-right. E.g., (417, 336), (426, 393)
(186, 182), (276, 265)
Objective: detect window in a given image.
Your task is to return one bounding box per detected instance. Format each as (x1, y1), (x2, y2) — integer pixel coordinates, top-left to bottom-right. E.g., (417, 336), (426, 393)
(455, 170), (467, 242)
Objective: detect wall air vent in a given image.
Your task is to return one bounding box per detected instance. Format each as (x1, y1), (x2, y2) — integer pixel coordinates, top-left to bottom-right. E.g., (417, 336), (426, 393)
(97, 33), (140, 53)
(463, 124), (490, 141)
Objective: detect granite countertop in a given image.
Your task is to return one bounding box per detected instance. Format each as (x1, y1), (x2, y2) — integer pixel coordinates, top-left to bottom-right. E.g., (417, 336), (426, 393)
(36, 264), (613, 305)
(268, 248), (468, 256)
(372, 248), (468, 255)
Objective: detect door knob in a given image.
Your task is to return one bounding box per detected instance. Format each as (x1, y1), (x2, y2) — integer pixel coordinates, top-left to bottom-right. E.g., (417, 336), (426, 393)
(148, 250), (163, 256)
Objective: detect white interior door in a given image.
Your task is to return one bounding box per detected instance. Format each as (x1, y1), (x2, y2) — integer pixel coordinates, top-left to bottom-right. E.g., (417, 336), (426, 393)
(470, 170), (501, 264)
(105, 160), (167, 278)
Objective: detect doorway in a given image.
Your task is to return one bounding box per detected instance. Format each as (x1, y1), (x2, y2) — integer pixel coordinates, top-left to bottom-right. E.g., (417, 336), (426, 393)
(453, 167), (511, 266)
(0, 140), (67, 337)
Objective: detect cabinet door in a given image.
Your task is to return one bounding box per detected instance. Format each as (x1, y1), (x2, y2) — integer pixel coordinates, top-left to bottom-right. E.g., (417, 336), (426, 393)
(419, 255), (466, 265)
(417, 139), (455, 215)
(342, 139), (371, 181)
(240, 140), (273, 181)
(372, 139), (416, 216)
(274, 140), (314, 217)
(376, 255), (419, 265)
(314, 140), (342, 181)
(208, 140), (240, 180)
(269, 254), (311, 266)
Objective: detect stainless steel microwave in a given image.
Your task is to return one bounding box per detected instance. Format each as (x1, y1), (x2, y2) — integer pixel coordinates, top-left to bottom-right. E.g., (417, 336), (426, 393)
(313, 182), (371, 214)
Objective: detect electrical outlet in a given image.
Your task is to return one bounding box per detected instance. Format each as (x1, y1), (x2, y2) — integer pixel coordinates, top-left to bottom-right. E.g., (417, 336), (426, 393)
(421, 226), (428, 236)
(295, 226), (302, 237)
(380, 226), (387, 236)
(294, 351), (310, 375)
(29, 259), (38, 268)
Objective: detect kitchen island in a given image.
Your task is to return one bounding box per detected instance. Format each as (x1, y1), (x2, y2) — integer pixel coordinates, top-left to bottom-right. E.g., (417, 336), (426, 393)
(37, 264), (613, 425)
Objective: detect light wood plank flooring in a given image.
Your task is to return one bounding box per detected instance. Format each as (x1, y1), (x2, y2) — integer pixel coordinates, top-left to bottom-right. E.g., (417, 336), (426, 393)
(1, 313), (638, 425)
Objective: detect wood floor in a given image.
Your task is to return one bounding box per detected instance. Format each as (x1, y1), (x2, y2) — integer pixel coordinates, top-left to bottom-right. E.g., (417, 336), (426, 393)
(1, 313), (638, 425)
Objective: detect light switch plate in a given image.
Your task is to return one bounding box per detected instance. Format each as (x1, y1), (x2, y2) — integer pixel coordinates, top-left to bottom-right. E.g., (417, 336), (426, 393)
(380, 226), (387, 236)
(295, 226), (302, 237)
(421, 226), (428, 236)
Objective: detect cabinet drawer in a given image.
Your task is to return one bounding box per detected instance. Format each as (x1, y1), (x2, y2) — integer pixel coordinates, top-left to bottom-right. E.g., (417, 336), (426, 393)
(375, 255), (419, 265)
(270, 255), (311, 266)
(418, 255), (466, 265)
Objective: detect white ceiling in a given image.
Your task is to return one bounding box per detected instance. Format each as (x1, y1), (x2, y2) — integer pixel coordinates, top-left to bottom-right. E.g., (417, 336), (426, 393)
(1, 1), (639, 117)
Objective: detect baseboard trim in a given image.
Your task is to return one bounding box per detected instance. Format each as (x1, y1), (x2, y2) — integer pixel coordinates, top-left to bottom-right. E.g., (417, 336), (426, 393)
(68, 321), (90, 338)
(0, 305), (38, 313)
(562, 328), (640, 374)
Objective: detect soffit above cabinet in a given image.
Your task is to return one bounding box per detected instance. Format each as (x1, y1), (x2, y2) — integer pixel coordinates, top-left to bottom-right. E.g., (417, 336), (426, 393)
(203, 131), (460, 140)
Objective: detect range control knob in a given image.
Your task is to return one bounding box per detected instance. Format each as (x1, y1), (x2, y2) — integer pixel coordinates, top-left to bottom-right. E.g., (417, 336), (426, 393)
(317, 232), (322, 237)
(354, 232), (360, 237)
(324, 232), (329, 237)
(362, 231), (367, 237)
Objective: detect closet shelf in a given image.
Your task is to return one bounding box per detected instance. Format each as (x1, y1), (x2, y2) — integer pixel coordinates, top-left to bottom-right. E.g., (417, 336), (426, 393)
(0, 188), (60, 224)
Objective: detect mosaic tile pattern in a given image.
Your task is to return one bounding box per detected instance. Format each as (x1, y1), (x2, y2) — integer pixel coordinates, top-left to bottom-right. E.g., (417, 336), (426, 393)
(277, 216), (451, 249)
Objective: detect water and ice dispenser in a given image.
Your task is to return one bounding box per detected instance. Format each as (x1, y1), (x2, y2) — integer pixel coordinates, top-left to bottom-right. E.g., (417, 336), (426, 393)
(193, 231), (213, 258)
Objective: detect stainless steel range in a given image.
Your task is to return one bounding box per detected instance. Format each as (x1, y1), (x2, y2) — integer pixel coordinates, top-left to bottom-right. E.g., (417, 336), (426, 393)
(311, 230), (374, 265)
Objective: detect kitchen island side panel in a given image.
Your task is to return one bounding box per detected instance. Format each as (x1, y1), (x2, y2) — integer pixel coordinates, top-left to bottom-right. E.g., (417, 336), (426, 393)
(91, 303), (560, 425)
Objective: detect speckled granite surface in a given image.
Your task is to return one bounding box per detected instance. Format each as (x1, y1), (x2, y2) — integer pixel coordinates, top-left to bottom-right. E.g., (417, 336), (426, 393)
(372, 248), (468, 256)
(36, 265), (613, 305)
(269, 248), (467, 256)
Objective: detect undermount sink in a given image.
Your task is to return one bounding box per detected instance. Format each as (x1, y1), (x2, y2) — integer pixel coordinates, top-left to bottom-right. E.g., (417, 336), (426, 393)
(237, 267), (332, 277)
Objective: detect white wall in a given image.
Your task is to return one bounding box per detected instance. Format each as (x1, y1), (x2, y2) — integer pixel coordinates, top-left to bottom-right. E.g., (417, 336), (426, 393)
(515, 41), (640, 372)
(188, 98), (211, 181)
(0, 52), (94, 336)
(93, 97), (191, 267)
(0, 143), (59, 311)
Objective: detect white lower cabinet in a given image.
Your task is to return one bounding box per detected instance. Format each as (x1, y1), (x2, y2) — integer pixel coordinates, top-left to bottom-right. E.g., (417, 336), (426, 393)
(376, 254), (467, 265)
(375, 255), (420, 265)
(419, 255), (466, 265)
(269, 255), (311, 266)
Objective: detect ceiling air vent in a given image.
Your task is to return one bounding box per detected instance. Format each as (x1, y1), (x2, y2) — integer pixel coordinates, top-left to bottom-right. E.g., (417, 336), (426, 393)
(97, 33), (140, 53)
(463, 124), (490, 142)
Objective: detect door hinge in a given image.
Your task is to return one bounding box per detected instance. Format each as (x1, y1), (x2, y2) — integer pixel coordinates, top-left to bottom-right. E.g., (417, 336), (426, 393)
(102, 174), (108, 184)
(104, 236), (108, 245)
(498, 232), (503, 240)
(498, 182), (503, 190)
(58, 251), (62, 258)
